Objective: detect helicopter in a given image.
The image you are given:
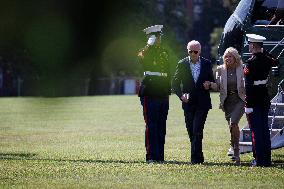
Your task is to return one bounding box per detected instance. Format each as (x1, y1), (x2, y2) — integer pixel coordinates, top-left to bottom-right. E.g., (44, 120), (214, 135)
(217, 0), (284, 155)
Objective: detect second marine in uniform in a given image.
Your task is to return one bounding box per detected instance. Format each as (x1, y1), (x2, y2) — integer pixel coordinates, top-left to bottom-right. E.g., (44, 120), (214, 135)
(244, 34), (279, 167)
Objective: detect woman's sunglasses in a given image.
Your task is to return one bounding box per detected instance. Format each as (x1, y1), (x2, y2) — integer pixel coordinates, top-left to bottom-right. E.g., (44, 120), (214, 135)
(188, 50), (199, 54)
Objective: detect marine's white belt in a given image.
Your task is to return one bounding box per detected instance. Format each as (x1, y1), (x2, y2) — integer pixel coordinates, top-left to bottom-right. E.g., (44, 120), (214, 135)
(144, 71), (167, 77)
(254, 79), (268, 85)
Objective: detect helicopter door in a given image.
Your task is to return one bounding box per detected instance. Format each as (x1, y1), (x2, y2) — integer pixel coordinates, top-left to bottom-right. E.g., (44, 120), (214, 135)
(252, 0), (284, 26)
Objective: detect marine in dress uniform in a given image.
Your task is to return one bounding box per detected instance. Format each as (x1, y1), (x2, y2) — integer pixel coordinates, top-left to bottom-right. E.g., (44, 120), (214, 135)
(244, 34), (279, 167)
(137, 25), (171, 162)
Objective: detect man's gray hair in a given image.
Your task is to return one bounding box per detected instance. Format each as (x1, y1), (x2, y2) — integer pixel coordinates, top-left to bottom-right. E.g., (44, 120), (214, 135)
(187, 40), (201, 50)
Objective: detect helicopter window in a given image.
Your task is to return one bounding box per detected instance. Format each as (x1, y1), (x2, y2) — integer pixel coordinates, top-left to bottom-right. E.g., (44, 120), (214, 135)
(252, 0), (284, 25)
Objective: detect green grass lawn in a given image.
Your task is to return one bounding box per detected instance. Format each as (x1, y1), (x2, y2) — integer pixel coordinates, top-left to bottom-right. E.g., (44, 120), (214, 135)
(0, 94), (284, 188)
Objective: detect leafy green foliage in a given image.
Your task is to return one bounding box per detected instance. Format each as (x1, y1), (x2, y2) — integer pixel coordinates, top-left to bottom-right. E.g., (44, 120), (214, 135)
(210, 27), (224, 59)
(223, 0), (241, 12)
(100, 0), (191, 77)
(209, 0), (241, 59)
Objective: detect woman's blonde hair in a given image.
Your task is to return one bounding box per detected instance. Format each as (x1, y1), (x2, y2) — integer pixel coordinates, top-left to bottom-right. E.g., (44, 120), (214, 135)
(223, 47), (242, 68)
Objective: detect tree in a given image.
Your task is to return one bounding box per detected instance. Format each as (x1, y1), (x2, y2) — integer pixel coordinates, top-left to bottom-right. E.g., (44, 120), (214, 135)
(209, 0), (240, 59)
(210, 27), (224, 60)
(0, 0), (193, 95)
(99, 0), (192, 77)
(223, 0), (240, 13)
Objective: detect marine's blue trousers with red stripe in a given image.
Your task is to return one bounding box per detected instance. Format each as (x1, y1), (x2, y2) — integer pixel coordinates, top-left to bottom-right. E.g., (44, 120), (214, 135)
(140, 96), (169, 161)
(247, 106), (271, 166)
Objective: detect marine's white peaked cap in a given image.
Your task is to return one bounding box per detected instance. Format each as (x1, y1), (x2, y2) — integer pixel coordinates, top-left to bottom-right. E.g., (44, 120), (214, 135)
(246, 34), (266, 43)
(143, 25), (163, 35)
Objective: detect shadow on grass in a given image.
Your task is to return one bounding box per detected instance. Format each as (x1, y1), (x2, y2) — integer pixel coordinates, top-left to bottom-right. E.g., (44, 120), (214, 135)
(153, 159), (284, 168)
(0, 153), (143, 164)
(166, 161), (284, 168)
(0, 152), (37, 159)
(1, 153), (283, 169)
(160, 161), (234, 166)
(237, 160), (284, 169)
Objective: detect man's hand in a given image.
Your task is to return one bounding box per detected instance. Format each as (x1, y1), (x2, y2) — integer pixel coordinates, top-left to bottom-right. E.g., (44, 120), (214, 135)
(181, 93), (189, 103)
(203, 81), (211, 90)
(245, 107), (253, 114)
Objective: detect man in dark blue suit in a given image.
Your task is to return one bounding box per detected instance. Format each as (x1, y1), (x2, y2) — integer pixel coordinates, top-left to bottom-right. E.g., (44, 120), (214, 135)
(172, 40), (215, 164)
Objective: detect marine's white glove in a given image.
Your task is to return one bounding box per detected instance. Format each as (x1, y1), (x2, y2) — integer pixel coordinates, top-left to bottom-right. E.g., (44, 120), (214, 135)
(180, 93), (189, 103)
(245, 107), (253, 114)
(147, 35), (156, 46)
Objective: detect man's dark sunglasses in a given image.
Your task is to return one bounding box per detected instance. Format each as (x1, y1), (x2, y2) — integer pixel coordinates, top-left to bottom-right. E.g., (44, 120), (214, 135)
(188, 50), (199, 54)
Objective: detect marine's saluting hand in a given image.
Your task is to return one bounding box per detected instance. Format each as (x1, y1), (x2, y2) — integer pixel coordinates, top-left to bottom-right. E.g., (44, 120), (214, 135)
(181, 93), (189, 103)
